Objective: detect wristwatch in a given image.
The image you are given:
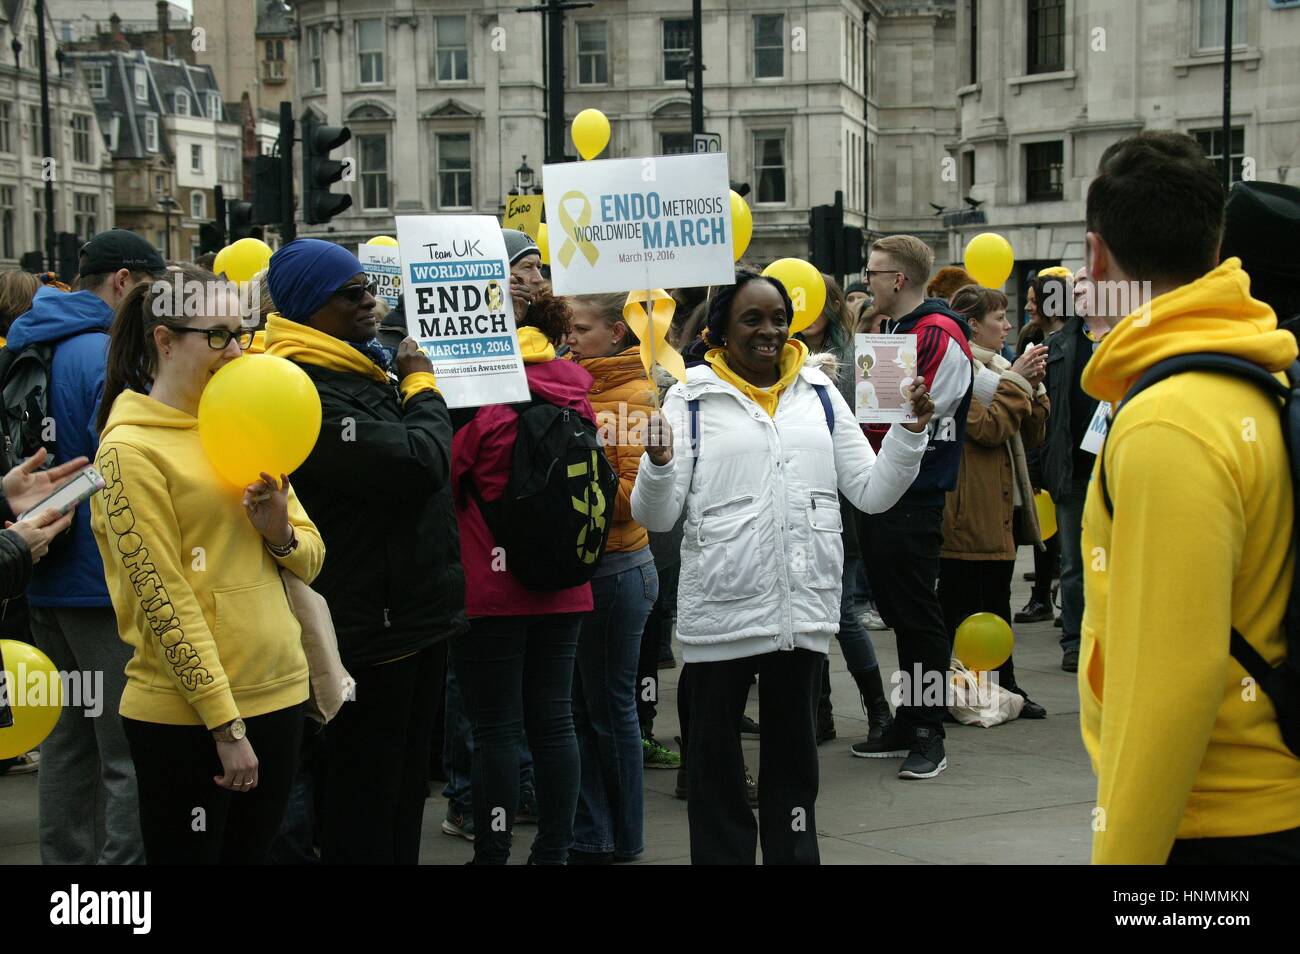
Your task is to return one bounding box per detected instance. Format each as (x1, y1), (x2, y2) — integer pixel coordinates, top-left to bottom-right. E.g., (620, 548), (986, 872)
(212, 718), (246, 743)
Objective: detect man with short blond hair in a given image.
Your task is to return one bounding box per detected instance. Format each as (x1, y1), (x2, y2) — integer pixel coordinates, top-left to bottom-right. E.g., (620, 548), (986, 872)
(851, 234), (974, 779)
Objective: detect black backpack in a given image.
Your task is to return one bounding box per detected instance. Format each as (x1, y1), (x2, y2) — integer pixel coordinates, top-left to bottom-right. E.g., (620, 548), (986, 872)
(472, 395), (618, 591)
(0, 342), (56, 472)
(1098, 353), (1300, 757)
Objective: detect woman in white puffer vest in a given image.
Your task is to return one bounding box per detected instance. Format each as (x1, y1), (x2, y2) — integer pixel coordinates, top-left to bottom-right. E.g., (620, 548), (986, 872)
(632, 269), (934, 865)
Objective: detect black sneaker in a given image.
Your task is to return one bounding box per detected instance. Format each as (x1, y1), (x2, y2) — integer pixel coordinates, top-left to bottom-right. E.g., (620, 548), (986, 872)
(739, 715), (760, 738)
(1061, 650), (1079, 673)
(1014, 598), (1054, 623)
(1053, 617), (1063, 628)
(898, 729), (947, 780)
(851, 722), (911, 759)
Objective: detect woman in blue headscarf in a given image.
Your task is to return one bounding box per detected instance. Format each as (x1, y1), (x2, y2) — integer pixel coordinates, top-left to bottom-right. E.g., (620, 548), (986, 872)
(264, 239), (468, 864)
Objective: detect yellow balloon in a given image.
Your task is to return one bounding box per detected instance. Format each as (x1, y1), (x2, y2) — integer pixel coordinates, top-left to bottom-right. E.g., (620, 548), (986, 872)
(963, 232), (1015, 289)
(953, 612), (1015, 672)
(0, 639), (62, 759)
(572, 108), (610, 160)
(1035, 489), (1057, 540)
(368, 235), (398, 247)
(536, 222), (551, 266)
(762, 258), (827, 334)
(214, 238), (273, 284)
(198, 354), (322, 487)
(730, 191), (753, 262)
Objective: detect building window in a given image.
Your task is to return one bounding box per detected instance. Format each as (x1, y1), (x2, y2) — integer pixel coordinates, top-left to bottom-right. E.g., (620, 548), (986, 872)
(155, 174), (166, 194)
(662, 19), (692, 82)
(358, 134), (390, 210)
(208, 93), (223, 121)
(219, 144), (239, 184)
(1196, 0), (1248, 51)
(308, 26), (323, 89)
(191, 190), (206, 220)
(174, 90), (190, 116)
(191, 143), (203, 173)
(867, 36), (875, 97)
(963, 150), (976, 195)
(356, 18), (385, 85)
(436, 133), (472, 209)
(105, 115), (119, 152)
(576, 21), (608, 85)
(1193, 126), (1245, 183)
(435, 16), (469, 82)
(86, 65), (108, 98)
(135, 66), (148, 102)
(145, 115), (159, 153)
(1027, 0), (1065, 74)
(27, 106), (40, 146)
(32, 189), (43, 253)
(0, 186), (13, 259)
(74, 193), (98, 241)
(72, 114), (92, 162)
(753, 14), (784, 79)
(753, 131), (787, 204)
(969, 0), (978, 84)
(0, 104), (11, 154)
(660, 132), (693, 155)
(265, 39), (285, 61)
(1025, 141), (1064, 202)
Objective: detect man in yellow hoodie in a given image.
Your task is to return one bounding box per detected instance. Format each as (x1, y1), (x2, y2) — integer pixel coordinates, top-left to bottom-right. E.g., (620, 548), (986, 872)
(1080, 131), (1300, 864)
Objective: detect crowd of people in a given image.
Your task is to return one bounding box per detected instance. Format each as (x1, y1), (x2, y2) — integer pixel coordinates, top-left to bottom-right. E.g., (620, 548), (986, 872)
(1, 130), (1299, 865)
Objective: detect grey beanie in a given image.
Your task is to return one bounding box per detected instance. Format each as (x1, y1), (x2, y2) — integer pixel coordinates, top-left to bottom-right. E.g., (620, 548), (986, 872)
(502, 228), (540, 265)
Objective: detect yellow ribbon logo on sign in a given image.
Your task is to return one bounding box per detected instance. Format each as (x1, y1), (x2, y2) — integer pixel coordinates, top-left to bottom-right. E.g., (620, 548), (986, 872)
(485, 280), (503, 312)
(557, 191), (600, 268)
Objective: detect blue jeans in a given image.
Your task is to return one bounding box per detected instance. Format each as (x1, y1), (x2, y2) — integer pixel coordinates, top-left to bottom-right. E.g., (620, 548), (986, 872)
(572, 561), (657, 858)
(837, 556), (879, 674)
(1056, 476), (1090, 653)
(442, 662), (534, 815)
(451, 614), (582, 865)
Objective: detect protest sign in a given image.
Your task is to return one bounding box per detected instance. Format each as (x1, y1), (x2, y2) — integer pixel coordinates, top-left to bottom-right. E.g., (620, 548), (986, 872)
(1080, 401), (1112, 455)
(395, 215), (529, 409)
(855, 333), (919, 424)
(357, 243), (401, 309)
(502, 193), (544, 240)
(541, 153), (735, 295)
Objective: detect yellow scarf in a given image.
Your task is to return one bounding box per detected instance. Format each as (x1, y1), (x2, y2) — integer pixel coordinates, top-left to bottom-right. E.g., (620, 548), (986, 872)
(263, 313), (438, 405)
(518, 325), (556, 364)
(704, 339), (807, 417)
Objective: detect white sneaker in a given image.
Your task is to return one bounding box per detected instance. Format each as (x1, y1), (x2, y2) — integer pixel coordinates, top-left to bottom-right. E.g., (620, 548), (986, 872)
(5, 751), (40, 775)
(860, 609), (888, 631)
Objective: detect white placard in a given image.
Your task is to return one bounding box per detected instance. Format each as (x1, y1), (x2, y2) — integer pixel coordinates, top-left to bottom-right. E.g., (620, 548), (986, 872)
(395, 215), (529, 409)
(357, 243), (401, 309)
(1080, 400), (1112, 455)
(541, 153), (736, 295)
(855, 333), (919, 424)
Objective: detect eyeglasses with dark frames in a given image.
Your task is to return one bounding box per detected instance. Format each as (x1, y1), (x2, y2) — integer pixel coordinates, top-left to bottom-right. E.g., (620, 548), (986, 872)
(333, 280), (380, 304)
(163, 325), (256, 351)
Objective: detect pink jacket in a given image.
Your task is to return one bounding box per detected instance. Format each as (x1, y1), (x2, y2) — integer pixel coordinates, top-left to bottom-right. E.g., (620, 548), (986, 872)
(452, 358), (597, 618)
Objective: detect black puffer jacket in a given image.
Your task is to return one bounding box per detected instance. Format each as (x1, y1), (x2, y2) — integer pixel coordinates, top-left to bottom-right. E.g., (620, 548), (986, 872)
(288, 364), (467, 668)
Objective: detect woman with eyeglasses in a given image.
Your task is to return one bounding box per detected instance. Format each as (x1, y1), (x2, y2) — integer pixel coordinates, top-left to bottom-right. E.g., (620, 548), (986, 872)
(91, 264), (326, 864)
(264, 239), (466, 864)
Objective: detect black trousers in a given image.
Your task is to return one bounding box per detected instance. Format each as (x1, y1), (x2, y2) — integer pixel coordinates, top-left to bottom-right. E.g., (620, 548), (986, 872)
(686, 648), (823, 865)
(320, 643), (445, 864)
(860, 502), (950, 737)
(937, 557), (1020, 687)
(637, 561), (679, 734)
(1030, 535), (1060, 604)
(1168, 824), (1300, 864)
(122, 705), (303, 865)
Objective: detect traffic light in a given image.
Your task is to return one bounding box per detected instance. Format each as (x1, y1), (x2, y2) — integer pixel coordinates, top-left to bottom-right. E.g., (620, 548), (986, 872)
(57, 232), (80, 284)
(199, 222), (223, 256)
(842, 226), (864, 277)
(251, 154), (281, 225)
(301, 115), (351, 225)
(809, 191), (863, 279)
(229, 201), (256, 241)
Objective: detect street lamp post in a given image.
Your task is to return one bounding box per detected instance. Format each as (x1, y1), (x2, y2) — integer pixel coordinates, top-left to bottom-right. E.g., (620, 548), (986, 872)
(159, 195), (178, 260)
(517, 0), (595, 165)
(515, 156), (536, 194)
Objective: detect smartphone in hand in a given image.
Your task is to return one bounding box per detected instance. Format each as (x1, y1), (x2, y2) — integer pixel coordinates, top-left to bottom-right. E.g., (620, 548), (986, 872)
(17, 466), (106, 523)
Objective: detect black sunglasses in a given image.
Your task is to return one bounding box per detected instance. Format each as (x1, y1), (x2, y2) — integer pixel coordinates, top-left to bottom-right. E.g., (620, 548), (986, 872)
(164, 325), (256, 351)
(333, 280), (379, 304)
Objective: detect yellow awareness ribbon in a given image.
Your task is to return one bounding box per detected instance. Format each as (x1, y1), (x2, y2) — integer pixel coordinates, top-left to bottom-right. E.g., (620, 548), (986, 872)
(485, 279), (503, 312)
(557, 191), (600, 267)
(623, 289), (686, 393)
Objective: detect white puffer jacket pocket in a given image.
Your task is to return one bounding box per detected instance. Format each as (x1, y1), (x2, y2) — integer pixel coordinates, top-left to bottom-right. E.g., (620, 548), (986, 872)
(801, 490), (843, 590)
(696, 493), (769, 602)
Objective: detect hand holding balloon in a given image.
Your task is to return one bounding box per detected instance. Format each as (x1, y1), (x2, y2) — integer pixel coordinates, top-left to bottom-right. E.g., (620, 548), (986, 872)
(242, 472), (292, 549)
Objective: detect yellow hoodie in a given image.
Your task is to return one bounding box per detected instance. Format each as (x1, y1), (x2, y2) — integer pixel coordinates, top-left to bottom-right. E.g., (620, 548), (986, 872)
(263, 313), (439, 405)
(1080, 258), (1300, 864)
(704, 339), (808, 417)
(91, 389), (326, 729)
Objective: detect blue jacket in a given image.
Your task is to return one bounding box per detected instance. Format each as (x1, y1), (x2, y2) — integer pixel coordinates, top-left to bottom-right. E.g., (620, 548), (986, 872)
(5, 287), (113, 607)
